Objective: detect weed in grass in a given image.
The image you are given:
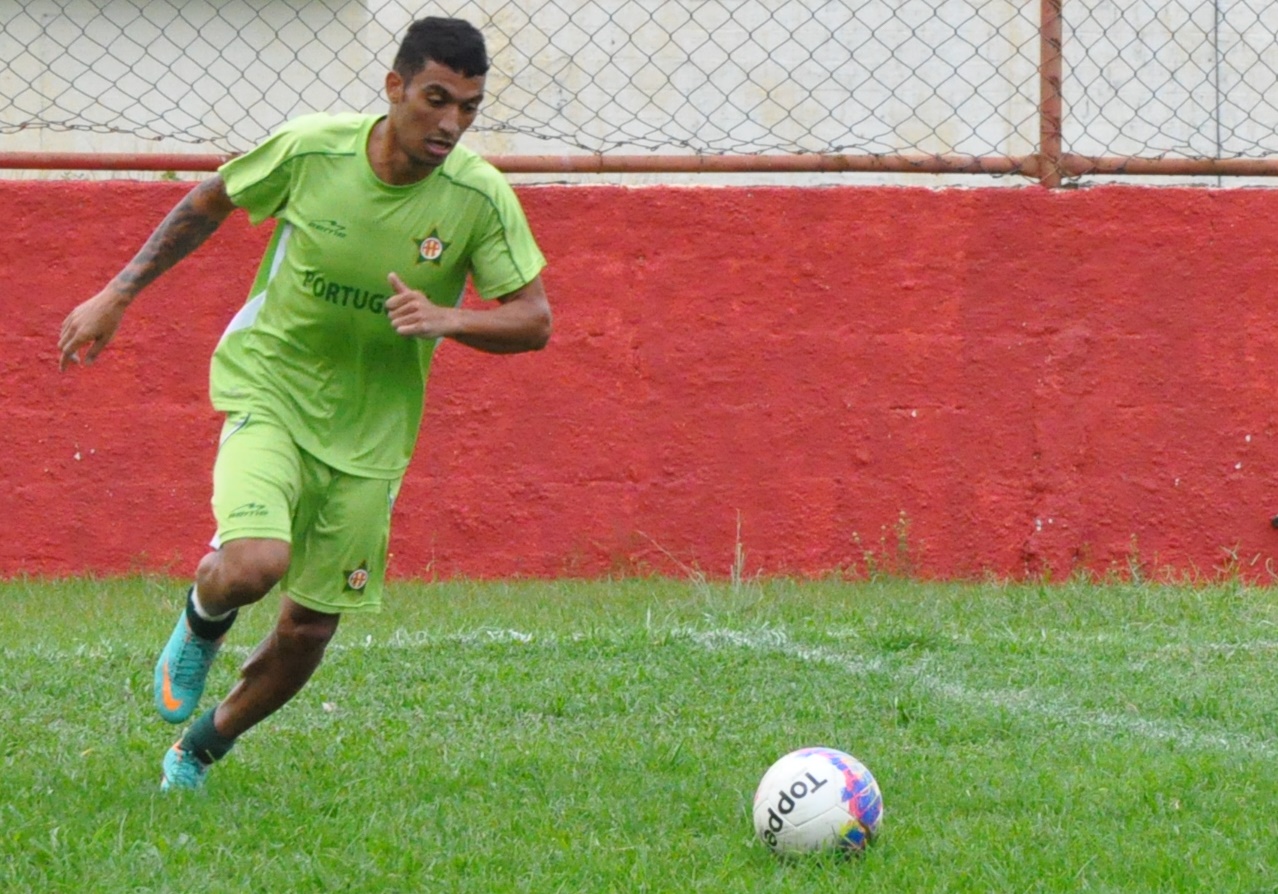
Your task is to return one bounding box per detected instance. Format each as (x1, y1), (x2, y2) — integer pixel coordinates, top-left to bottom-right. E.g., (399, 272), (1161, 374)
(849, 511), (914, 581)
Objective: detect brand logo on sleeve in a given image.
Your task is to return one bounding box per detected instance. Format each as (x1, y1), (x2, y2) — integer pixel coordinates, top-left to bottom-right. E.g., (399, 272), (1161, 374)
(308, 219), (348, 238)
(228, 501), (269, 519)
(414, 228), (449, 265)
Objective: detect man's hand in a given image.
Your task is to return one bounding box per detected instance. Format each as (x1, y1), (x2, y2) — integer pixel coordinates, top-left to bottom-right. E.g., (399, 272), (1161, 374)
(54, 175), (237, 373)
(384, 271), (551, 354)
(385, 272), (457, 339)
(58, 290), (129, 371)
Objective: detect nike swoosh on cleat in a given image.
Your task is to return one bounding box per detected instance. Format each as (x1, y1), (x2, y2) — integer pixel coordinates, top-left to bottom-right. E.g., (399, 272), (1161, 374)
(161, 660), (183, 712)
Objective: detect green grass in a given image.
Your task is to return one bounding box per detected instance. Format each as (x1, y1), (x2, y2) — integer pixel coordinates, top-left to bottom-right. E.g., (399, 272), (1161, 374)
(2, 575), (1278, 893)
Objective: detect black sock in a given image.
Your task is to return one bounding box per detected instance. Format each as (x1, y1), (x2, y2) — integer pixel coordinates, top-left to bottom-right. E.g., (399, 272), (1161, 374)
(184, 587), (238, 640)
(183, 709), (237, 765)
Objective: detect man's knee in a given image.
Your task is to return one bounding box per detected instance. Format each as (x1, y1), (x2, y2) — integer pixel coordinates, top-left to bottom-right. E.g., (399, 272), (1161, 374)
(206, 538), (291, 600)
(276, 600), (340, 653)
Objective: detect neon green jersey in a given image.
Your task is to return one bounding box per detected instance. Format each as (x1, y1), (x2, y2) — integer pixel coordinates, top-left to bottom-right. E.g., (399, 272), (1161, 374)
(211, 112), (546, 477)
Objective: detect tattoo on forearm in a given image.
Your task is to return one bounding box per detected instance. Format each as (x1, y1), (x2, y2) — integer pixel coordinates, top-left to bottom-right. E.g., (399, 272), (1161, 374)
(116, 181), (226, 295)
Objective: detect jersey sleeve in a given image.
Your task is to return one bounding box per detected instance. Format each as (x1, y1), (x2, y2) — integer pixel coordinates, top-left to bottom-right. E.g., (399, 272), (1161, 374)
(217, 122), (304, 225)
(468, 179), (547, 299)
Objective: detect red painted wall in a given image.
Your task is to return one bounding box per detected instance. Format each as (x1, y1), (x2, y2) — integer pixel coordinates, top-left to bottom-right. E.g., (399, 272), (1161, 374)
(6, 181), (1278, 581)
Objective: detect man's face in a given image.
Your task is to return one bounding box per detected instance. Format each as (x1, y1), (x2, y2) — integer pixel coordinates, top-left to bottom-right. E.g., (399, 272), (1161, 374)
(386, 60), (486, 169)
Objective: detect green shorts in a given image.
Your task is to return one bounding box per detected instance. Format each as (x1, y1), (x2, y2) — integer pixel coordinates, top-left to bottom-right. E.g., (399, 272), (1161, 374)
(211, 412), (401, 614)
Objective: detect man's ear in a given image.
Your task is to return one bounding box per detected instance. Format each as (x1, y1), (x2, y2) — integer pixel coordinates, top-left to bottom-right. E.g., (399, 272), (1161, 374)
(385, 69), (405, 104)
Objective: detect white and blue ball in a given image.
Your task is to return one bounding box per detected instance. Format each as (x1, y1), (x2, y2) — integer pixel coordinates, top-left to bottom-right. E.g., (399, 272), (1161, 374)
(752, 746), (883, 855)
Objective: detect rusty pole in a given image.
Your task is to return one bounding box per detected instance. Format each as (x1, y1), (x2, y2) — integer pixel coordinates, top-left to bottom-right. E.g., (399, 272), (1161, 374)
(0, 151), (1031, 176)
(1039, 0), (1064, 188)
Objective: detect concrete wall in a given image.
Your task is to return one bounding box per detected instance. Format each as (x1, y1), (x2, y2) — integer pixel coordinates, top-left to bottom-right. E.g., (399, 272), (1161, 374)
(6, 181), (1278, 581)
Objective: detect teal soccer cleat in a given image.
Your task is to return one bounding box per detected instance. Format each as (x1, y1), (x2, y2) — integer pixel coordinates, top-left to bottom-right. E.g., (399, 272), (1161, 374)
(160, 742), (209, 792)
(153, 608), (223, 724)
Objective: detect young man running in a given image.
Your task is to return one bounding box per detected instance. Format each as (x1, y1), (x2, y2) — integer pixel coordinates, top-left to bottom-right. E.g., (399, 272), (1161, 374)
(57, 16), (551, 790)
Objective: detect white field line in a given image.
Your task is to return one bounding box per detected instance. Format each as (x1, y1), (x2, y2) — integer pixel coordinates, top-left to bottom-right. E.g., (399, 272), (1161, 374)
(679, 627), (1278, 759)
(822, 625), (1278, 657)
(6, 626), (1276, 758)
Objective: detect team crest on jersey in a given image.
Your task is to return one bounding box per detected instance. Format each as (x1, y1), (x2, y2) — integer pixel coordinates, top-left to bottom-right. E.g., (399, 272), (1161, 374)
(344, 561), (370, 592)
(414, 228), (449, 265)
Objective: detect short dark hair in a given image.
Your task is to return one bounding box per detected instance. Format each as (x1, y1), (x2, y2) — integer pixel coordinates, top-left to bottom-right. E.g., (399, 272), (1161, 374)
(393, 17), (489, 80)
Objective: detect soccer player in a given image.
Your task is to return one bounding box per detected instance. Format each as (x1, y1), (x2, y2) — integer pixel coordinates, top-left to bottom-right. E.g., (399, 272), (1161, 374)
(56, 16), (551, 790)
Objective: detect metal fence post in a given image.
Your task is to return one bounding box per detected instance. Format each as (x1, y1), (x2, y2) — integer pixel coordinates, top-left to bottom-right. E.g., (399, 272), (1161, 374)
(1039, 0), (1064, 188)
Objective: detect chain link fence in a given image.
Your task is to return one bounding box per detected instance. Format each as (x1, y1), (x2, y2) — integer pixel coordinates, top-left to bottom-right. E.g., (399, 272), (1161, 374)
(1068, 1), (1278, 161)
(4, 0), (1278, 179)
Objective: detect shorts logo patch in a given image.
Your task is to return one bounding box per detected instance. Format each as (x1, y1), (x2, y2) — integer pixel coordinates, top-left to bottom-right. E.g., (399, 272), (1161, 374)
(344, 561), (370, 592)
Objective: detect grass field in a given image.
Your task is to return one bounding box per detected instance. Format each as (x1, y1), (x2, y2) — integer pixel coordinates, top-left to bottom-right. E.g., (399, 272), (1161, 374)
(2, 574), (1277, 893)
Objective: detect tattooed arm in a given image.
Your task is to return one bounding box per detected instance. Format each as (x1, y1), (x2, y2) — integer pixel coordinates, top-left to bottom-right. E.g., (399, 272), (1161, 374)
(58, 175), (238, 371)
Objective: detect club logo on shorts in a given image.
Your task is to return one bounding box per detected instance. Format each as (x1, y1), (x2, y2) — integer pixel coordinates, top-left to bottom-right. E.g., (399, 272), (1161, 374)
(344, 561), (370, 592)
(413, 228), (449, 265)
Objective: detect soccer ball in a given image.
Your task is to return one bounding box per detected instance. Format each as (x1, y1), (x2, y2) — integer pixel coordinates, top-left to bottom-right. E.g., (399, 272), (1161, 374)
(752, 746), (883, 856)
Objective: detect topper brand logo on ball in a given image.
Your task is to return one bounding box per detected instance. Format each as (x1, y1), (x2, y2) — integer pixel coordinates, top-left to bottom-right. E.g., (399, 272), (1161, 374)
(752, 746), (883, 856)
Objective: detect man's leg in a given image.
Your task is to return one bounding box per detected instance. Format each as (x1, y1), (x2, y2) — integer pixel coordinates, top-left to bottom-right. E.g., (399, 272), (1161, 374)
(161, 596), (338, 791)
(160, 460), (393, 791)
(156, 410), (302, 727)
(216, 595), (340, 737)
(154, 538), (290, 724)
